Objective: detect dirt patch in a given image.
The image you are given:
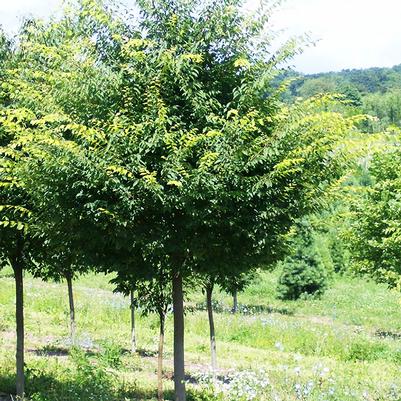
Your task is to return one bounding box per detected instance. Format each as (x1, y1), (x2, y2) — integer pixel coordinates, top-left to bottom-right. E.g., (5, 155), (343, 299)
(1, 331), (15, 341)
(305, 315), (336, 326)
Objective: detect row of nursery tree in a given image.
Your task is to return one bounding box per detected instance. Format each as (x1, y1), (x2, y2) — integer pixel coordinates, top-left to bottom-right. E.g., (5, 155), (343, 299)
(1, 0), (401, 400)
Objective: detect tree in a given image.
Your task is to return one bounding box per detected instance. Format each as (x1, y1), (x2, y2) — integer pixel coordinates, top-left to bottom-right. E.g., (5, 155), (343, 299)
(111, 267), (172, 401)
(277, 219), (328, 300)
(0, 9), (123, 397)
(200, 269), (256, 379)
(0, 32), (35, 396)
(348, 138), (401, 288)
(0, 109), (35, 400)
(199, 275), (218, 378)
(339, 84), (362, 108)
(6, 2), (355, 400)
(220, 270), (258, 314)
(362, 90), (401, 130)
(298, 76), (339, 98)
(30, 249), (88, 345)
(111, 276), (138, 354)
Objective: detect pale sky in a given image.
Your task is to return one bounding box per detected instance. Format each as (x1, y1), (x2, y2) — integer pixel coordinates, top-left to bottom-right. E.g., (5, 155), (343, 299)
(0, 0), (400, 74)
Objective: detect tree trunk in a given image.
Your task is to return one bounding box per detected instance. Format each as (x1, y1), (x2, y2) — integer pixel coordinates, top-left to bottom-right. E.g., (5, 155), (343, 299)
(206, 284), (217, 379)
(130, 289), (136, 354)
(66, 275), (76, 346)
(11, 259), (24, 400)
(157, 312), (165, 401)
(232, 290), (238, 314)
(172, 271), (186, 401)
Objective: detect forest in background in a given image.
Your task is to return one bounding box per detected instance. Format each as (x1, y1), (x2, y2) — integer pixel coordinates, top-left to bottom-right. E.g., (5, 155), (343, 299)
(283, 63), (401, 130)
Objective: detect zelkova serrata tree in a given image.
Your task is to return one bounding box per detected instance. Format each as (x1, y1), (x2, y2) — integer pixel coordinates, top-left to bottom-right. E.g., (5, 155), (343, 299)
(199, 267), (258, 377)
(111, 266), (172, 401)
(0, 9), (124, 396)
(111, 276), (138, 354)
(0, 32), (43, 396)
(0, 107), (41, 400)
(0, 33), (31, 400)
(6, 1), (358, 400)
(220, 270), (258, 314)
(30, 247), (90, 345)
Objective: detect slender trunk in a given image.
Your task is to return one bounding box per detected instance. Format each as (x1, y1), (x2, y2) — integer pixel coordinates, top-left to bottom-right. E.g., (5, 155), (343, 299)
(157, 312), (165, 401)
(232, 290), (238, 314)
(66, 275), (76, 346)
(12, 259), (24, 400)
(206, 284), (217, 379)
(172, 271), (186, 401)
(130, 289), (136, 354)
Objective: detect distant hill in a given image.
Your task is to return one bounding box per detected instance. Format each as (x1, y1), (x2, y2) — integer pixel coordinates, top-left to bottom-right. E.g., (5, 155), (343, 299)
(277, 64), (401, 130)
(288, 64), (401, 99)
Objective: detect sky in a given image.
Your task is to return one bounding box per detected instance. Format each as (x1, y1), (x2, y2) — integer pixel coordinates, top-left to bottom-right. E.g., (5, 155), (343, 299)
(0, 0), (400, 74)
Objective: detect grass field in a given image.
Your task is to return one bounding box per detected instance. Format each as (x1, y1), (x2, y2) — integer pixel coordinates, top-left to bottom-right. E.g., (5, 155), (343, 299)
(1, 267), (401, 400)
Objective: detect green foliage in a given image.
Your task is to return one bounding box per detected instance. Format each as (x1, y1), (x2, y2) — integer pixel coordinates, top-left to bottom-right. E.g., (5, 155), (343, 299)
(329, 237), (349, 274)
(277, 252), (328, 301)
(297, 76), (339, 98)
(362, 89), (401, 131)
(345, 340), (388, 362)
(339, 84), (363, 107)
(111, 266), (173, 321)
(23, 347), (131, 401)
(277, 220), (328, 300)
(3, 0), (353, 293)
(310, 207), (352, 275)
(348, 135), (401, 288)
(285, 64), (401, 131)
(97, 341), (123, 369)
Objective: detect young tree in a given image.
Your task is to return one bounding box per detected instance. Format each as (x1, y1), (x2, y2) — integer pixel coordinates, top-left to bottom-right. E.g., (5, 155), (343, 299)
(0, 108), (36, 400)
(111, 267), (172, 401)
(0, 2), (129, 397)
(130, 288), (137, 354)
(200, 269), (257, 378)
(0, 10), (124, 394)
(277, 219), (328, 300)
(111, 276), (138, 354)
(199, 275), (218, 377)
(220, 270), (258, 314)
(140, 275), (172, 401)
(30, 249), (87, 345)
(1, 33), (35, 396)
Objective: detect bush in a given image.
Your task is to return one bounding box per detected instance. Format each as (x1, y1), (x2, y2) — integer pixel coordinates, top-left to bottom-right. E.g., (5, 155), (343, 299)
(277, 252), (328, 300)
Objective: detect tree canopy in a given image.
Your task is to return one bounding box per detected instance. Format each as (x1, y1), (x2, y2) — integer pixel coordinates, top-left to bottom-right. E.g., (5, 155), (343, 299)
(0, 0), (362, 399)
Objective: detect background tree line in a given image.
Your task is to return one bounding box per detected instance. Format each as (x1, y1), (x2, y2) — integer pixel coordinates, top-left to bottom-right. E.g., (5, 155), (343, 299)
(280, 64), (401, 131)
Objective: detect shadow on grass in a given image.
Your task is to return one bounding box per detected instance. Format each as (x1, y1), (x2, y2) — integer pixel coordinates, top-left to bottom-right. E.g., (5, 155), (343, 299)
(0, 370), (165, 401)
(136, 348), (158, 358)
(375, 329), (401, 340)
(29, 345), (70, 357)
(186, 302), (294, 316)
(1, 371), (207, 401)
